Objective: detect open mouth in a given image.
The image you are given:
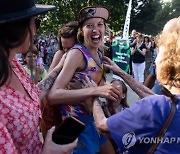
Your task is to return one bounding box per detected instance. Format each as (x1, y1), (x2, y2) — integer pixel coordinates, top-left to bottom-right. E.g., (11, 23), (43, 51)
(91, 35), (101, 43)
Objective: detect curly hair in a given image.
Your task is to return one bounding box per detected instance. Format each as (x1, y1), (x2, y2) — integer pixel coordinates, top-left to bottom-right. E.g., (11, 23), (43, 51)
(156, 18), (180, 88)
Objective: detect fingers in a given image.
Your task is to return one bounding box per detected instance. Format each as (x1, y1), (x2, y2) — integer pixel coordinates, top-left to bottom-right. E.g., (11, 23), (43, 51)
(81, 76), (91, 88)
(103, 56), (115, 70)
(109, 85), (121, 101)
(81, 76), (97, 88)
(103, 56), (111, 63)
(105, 84), (121, 102)
(84, 76), (97, 87)
(84, 76), (91, 84)
(103, 56), (117, 66)
(63, 139), (78, 148)
(103, 56), (114, 65)
(61, 138), (78, 153)
(103, 64), (111, 70)
(91, 80), (97, 87)
(43, 127), (77, 154)
(45, 126), (55, 142)
(81, 79), (88, 88)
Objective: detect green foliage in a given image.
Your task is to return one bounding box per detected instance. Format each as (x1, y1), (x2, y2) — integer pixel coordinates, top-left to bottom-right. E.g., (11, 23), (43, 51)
(36, 0), (179, 36)
(36, 0), (127, 34)
(130, 0), (162, 35)
(154, 3), (172, 32)
(171, 0), (180, 17)
(154, 0), (180, 34)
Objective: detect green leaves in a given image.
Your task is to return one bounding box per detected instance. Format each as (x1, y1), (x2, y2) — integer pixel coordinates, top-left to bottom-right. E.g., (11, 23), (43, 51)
(36, 0), (126, 34)
(36, 0), (179, 36)
(130, 0), (162, 35)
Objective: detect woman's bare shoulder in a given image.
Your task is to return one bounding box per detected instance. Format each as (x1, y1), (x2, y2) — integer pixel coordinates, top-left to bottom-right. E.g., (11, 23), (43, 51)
(66, 48), (84, 59)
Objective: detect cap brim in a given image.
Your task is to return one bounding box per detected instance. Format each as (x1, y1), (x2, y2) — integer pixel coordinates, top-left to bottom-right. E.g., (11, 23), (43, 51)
(0, 4), (55, 24)
(78, 6), (109, 25)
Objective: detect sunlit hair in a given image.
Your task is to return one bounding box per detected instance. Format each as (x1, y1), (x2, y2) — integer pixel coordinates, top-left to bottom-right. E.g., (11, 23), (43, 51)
(137, 33), (143, 39)
(156, 18), (180, 88)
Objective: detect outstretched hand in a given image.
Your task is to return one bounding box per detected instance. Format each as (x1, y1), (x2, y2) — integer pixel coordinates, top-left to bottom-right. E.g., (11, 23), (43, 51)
(103, 56), (121, 74)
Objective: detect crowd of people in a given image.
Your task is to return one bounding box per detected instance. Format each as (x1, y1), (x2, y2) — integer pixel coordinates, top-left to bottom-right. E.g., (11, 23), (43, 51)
(129, 29), (157, 83)
(0, 0), (180, 154)
(34, 33), (58, 66)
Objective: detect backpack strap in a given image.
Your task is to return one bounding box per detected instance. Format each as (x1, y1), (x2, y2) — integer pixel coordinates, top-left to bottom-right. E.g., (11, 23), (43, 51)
(147, 86), (177, 154)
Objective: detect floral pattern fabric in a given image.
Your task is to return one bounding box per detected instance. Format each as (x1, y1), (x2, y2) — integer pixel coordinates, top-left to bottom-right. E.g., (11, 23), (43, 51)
(0, 59), (42, 154)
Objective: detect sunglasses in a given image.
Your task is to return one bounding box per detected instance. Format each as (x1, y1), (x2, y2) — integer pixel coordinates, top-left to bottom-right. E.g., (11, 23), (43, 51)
(35, 18), (41, 29)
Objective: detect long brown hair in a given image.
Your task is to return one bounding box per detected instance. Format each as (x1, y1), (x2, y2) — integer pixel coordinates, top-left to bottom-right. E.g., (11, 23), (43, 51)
(58, 21), (78, 50)
(0, 18), (32, 86)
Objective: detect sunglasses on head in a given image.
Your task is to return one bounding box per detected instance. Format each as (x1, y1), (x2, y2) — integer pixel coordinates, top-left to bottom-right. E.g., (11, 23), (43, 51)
(35, 18), (41, 29)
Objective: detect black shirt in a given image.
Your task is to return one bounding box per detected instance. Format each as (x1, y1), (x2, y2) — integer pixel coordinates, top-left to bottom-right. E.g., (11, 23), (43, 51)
(132, 43), (146, 63)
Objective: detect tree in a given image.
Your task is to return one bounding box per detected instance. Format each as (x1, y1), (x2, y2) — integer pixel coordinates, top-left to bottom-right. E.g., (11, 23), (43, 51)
(171, 0), (180, 18)
(36, 0), (127, 34)
(154, 3), (172, 33)
(154, 0), (180, 34)
(130, 0), (162, 35)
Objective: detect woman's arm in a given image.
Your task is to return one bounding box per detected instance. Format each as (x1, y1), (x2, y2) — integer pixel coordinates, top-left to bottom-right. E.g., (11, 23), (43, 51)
(137, 47), (146, 56)
(48, 50), (65, 73)
(92, 98), (109, 133)
(131, 46), (136, 55)
(146, 42), (152, 50)
(47, 49), (121, 105)
(103, 56), (155, 98)
(37, 54), (66, 101)
(47, 49), (90, 104)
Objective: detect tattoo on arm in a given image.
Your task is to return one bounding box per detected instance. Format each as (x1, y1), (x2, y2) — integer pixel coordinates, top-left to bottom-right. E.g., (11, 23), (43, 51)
(117, 70), (155, 98)
(37, 69), (60, 92)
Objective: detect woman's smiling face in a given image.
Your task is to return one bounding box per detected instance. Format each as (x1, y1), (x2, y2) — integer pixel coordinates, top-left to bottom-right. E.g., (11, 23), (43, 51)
(25, 52), (37, 66)
(82, 18), (106, 49)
